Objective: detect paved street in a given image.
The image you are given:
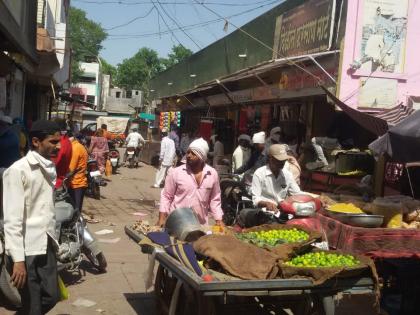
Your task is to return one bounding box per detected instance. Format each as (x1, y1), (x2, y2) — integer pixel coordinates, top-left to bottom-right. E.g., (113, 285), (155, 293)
(1, 163), (161, 315)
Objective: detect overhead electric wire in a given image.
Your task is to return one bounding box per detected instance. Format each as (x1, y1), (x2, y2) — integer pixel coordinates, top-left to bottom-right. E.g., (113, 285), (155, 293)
(73, 0), (276, 7)
(190, 0), (218, 41)
(155, 0), (202, 49)
(150, 0), (185, 49)
(104, 6), (155, 30)
(192, 0), (324, 84)
(106, 0), (280, 37)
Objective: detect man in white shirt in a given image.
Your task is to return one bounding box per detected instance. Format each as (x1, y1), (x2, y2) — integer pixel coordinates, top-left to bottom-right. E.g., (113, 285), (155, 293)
(238, 144), (301, 228)
(3, 120), (61, 314)
(124, 128), (145, 165)
(153, 129), (176, 188)
(232, 134), (252, 173)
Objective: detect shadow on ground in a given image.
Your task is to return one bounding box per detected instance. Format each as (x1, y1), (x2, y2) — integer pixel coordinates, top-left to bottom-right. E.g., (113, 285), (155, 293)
(59, 260), (103, 286)
(124, 292), (156, 315)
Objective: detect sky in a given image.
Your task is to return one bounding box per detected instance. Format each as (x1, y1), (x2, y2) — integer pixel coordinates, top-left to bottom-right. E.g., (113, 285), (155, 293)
(71, 0), (282, 66)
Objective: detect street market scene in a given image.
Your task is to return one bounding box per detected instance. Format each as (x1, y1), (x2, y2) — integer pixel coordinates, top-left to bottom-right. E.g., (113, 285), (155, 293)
(1, 0), (420, 314)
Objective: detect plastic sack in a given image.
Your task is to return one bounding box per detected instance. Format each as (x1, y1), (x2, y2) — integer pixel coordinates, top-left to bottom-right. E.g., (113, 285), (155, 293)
(105, 159), (112, 177)
(58, 276), (69, 301)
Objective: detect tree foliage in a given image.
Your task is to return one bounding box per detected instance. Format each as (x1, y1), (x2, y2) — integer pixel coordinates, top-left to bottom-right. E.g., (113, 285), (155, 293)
(162, 45), (193, 69)
(68, 7), (107, 83)
(100, 57), (117, 79)
(114, 47), (164, 91)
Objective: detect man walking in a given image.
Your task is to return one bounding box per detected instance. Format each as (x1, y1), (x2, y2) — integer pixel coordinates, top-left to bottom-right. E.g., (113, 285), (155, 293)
(153, 129), (176, 188)
(157, 138), (224, 226)
(3, 120), (61, 314)
(68, 135), (89, 212)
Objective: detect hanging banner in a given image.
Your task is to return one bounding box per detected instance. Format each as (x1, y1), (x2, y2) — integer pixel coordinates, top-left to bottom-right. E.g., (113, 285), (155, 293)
(273, 0), (336, 58)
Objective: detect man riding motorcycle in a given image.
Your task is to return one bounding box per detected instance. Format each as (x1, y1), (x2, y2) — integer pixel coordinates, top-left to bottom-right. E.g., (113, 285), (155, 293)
(124, 128), (145, 166)
(238, 144), (302, 228)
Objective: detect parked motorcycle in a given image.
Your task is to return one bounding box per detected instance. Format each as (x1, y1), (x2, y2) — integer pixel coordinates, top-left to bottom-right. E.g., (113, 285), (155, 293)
(55, 170), (107, 272)
(220, 171), (253, 226)
(86, 159), (102, 200)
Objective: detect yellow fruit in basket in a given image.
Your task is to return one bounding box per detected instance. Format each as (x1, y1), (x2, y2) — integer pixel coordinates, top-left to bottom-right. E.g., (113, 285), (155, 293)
(328, 203), (364, 214)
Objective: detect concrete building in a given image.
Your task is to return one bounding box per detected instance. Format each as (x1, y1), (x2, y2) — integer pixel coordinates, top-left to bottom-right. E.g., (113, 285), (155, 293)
(72, 61), (102, 109)
(103, 87), (142, 116)
(0, 0), (71, 121)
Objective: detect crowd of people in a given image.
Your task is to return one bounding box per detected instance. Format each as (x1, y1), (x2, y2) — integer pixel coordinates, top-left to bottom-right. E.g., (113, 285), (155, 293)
(0, 110), (347, 314)
(153, 124), (314, 229)
(0, 113), (119, 314)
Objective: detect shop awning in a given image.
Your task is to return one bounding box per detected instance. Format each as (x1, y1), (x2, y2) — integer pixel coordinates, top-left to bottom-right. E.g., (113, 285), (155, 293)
(177, 50), (339, 98)
(139, 112), (156, 120)
(369, 110), (420, 163)
(321, 86), (415, 136)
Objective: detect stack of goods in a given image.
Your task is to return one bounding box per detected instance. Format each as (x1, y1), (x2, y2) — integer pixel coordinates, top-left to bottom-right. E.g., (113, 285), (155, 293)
(327, 203), (364, 214)
(402, 199), (420, 229)
(159, 111), (181, 131)
(235, 228), (310, 247)
(131, 220), (162, 235)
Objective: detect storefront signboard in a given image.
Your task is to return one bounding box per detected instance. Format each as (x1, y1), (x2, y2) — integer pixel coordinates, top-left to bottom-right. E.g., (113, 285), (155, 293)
(273, 0), (336, 58)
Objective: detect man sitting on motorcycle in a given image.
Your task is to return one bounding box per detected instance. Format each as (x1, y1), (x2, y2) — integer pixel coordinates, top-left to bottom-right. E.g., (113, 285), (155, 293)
(238, 144), (301, 228)
(124, 128), (145, 166)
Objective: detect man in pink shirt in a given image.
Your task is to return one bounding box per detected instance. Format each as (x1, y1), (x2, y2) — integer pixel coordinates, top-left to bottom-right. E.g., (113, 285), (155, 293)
(157, 138), (224, 226)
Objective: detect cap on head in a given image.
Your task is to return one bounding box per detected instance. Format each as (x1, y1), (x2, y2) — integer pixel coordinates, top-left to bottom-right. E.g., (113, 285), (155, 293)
(269, 144), (289, 161)
(238, 134), (251, 143)
(252, 131), (265, 144)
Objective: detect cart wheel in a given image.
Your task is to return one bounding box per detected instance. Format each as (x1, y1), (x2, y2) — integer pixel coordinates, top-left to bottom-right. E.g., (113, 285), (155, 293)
(154, 265), (216, 315)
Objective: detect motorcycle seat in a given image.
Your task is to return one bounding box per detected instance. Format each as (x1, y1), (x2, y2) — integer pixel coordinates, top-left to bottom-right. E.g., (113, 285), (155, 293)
(55, 200), (75, 224)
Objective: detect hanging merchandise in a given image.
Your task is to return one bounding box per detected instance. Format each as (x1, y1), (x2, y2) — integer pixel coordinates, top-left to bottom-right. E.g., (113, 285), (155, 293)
(199, 120), (213, 141)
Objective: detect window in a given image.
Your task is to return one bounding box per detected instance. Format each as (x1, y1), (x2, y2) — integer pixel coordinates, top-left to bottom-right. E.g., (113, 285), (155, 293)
(72, 94), (84, 102)
(78, 76), (96, 83)
(126, 90), (132, 99)
(135, 91), (139, 95)
(86, 95), (95, 104)
(116, 91), (121, 98)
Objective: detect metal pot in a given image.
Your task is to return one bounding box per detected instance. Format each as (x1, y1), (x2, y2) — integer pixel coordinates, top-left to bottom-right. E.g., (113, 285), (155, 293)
(165, 208), (205, 241)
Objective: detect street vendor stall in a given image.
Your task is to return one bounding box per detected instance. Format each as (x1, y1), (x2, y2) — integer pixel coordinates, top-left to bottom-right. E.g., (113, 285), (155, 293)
(296, 195), (420, 315)
(125, 222), (378, 315)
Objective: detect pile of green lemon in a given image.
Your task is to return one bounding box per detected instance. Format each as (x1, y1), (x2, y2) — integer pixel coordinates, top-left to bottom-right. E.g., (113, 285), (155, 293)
(236, 228), (309, 247)
(284, 252), (360, 268)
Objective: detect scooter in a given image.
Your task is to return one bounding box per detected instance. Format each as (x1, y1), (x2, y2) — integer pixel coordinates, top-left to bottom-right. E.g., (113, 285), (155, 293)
(126, 146), (137, 168)
(108, 149), (120, 174)
(55, 170), (107, 272)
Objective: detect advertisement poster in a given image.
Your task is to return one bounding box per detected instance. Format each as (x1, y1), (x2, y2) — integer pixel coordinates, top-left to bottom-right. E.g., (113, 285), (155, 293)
(273, 0), (336, 58)
(358, 78), (398, 108)
(359, 0), (408, 73)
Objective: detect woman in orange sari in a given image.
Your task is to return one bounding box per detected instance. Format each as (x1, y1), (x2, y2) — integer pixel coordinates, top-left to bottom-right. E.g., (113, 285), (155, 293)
(89, 129), (109, 174)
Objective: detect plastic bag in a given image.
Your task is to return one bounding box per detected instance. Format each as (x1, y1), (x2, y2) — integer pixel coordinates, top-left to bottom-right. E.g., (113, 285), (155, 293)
(58, 275), (69, 301)
(105, 159), (112, 177)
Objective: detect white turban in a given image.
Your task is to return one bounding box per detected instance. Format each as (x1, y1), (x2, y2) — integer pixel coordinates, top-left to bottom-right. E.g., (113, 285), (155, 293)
(238, 134), (251, 142)
(270, 127), (281, 138)
(252, 131), (265, 144)
(188, 138), (209, 161)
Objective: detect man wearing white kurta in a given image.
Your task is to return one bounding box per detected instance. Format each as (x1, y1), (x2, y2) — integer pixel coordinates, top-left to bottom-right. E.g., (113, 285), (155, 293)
(232, 134), (252, 173)
(3, 120), (61, 315)
(153, 129), (176, 188)
(238, 144), (301, 228)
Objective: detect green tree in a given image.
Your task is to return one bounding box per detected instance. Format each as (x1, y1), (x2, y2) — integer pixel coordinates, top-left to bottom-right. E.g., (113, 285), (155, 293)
(115, 47), (164, 91)
(100, 57), (117, 79)
(162, 45), (193, 69)
(68, 7), (107, 83)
